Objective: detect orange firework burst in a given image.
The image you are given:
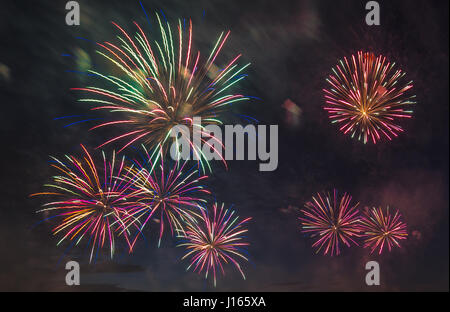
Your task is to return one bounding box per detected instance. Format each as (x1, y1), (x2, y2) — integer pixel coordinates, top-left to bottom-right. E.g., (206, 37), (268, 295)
(323, 51), (415, 144)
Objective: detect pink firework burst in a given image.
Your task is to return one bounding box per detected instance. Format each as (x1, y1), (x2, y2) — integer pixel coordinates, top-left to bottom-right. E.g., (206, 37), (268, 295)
(300, 190), (361, 256)
(359, 206), (408, 254)
(31, 145), (142, 262)
(125, 146), (211, 247)
(178, 202), (251, 287)
(71, 13), (251, 172)
(323, 51), (415, 144)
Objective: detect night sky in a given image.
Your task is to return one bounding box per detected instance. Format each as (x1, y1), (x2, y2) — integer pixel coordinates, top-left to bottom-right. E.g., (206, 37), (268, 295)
(0, 0), (448, 291)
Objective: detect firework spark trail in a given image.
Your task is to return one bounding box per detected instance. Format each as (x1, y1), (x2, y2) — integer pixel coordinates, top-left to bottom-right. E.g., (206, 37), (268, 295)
(299, 190), (361, 256)
(31, 145), (142, 262)
(359, 206), (408, 254)
(323, 51), (415, 144)
(72, 13), (251, 172)
(178, 202), (251, 287)
(125, 145), (211, 248)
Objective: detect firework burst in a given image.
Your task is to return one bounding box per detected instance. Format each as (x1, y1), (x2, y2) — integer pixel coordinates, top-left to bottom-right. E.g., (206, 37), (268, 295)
(73, 13), (251, 172)
(125, 146), (210, 247)
(359, 206), (408, 254)
(323, 51), (415, 144)
(178, 202), (251, 287)
(300, 190), (361, 256)
(31, 145), (141, 262)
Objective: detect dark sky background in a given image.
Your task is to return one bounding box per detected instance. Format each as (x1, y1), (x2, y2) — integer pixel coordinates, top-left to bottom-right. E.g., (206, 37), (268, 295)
(0, 0), (448, 291)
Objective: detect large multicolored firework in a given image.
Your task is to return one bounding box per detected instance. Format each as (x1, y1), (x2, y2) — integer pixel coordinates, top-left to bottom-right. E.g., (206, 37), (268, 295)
(323, 51), (415, 144)
(299, 190), (361, 256)
(125, 146), (211, 247)
(73, 13), (250, 172)
(178, 202), (251, 287)
(31, 145), (141, 262)
(359, 206), (408, 254)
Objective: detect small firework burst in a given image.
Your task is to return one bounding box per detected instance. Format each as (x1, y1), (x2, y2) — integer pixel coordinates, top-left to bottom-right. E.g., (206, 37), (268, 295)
(300, 190), (361, 256)
(125, 146), (210, 247)
(73, 13), (251, 172)
(359, 206), (408, 254)
(31, 145), (141, 262)
(323, 51), (415, 144)
(178, 202), (251, 287)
